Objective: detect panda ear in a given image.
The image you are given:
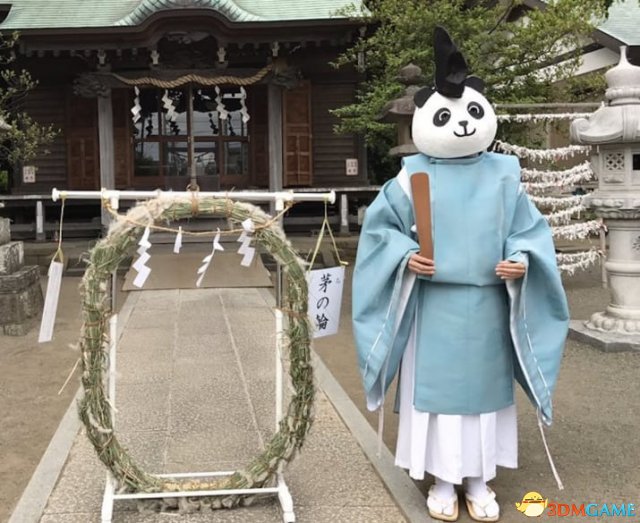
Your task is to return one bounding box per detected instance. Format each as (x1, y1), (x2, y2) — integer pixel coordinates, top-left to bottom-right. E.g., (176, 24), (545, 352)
(465, 76), (485, 94)
(414, 87), (435, 108)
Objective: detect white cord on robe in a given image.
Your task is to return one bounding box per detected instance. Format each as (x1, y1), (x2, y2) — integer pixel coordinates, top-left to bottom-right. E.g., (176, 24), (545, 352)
(377, 406), (384, 458)
(537, 410), (564, 490)
(376, 357), (391, 458)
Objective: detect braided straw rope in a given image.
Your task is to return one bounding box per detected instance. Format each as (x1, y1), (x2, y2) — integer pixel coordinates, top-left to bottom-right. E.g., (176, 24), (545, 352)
(79, 195), (314, 510)
(111, 63), (273, 88)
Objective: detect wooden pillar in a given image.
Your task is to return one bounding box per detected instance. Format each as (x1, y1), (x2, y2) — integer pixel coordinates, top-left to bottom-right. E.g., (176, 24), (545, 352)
(267, 83), (283, 215)
(98, 92), (114, 228)
(187, 86), (197, 189)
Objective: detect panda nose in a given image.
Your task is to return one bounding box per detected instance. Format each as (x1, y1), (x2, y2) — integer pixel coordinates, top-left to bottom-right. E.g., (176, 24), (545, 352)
(459, 120), (469, 127)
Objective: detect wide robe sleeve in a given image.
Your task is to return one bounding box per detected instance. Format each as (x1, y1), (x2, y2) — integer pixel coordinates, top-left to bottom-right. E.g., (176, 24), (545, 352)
(505, 187), (570, 425)
(352, 177), (420, 410)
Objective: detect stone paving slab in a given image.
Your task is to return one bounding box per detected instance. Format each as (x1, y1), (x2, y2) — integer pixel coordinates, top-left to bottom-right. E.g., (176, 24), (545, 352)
(39, 288), (409, 522)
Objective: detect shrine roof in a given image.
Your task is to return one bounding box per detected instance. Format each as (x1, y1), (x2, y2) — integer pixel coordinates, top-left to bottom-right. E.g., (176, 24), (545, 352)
(598, 0), (640, 46)
(523, 0), (640, 47)
(0, 0), (366, 30)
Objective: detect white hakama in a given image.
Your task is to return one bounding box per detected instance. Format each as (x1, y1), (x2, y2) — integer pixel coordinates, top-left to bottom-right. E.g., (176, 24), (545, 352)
(394, 325), (518, 484)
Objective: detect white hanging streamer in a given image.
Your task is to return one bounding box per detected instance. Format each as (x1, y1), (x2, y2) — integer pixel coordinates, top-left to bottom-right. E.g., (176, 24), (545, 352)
(523, 171), (594, 194)
(173, 226), (183, 254)
(497, 112), (592, 123)
(131, 86), (141, 124)
(530, 194), (585, 210)
(558, 257), (600, 275)
(215, 86), (229, 120)
(239, 86), (250, 123)
(551, 220), (603, 240)
(196, 229), (224, 287)
(556, 249), (601, 263)
(161, 90), (177, 122)
(521, 161), (594, 183)
(556, 248), (601, 275)
(132, 226), (152, 288)
(494, 140), (591, 161)
(495, 138), (601, 275)
(545, 205), (587, 226)
(236, 218), (256, 267)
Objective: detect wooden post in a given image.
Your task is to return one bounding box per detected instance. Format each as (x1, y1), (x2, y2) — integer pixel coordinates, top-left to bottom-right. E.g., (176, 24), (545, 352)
(35, 199), (45, 241)
(188, 86), (196, 189)
(98, 92), (115, 228)
(268, 83), (283, 216)
(339, 193), (349, 235)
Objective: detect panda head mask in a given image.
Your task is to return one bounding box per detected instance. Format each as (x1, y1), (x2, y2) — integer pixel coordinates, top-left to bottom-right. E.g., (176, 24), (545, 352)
(411, 27), (497, 159)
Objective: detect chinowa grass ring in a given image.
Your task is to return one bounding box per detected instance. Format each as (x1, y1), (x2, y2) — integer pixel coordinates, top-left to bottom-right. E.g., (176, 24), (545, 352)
(78, 195), (314, 509)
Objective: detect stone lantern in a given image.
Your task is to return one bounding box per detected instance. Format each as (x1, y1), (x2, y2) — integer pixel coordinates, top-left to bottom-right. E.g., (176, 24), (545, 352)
(570, 46), (640, 350)
(378, 64), (424, 156)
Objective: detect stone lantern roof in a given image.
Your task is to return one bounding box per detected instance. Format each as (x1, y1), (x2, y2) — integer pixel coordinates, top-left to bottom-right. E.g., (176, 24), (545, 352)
(378, 63), (425, 124)
(378, 63), (425, 156)
(571, 46), (640, 144)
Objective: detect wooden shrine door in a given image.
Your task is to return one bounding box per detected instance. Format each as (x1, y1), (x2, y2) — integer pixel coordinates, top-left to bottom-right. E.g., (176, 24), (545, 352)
(112, 89), (133, 189)
(66, 94), (99, 190)
(249, 84), (269, 188)
(283, 81), (313, 187)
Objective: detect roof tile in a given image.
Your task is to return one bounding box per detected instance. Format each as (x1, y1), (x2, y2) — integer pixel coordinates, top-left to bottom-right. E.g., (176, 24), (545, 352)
(0, 0), (364, 29)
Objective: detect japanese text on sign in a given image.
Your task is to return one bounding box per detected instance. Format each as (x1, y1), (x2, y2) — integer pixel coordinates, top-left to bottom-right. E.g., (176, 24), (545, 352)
(307, 266), (345, 338)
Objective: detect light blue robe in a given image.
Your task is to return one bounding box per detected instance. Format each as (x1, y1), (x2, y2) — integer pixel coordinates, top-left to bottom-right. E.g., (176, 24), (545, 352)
(352, 152), (569, 425)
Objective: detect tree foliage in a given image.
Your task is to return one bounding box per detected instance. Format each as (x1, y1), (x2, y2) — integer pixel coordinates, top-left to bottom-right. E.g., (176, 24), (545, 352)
(335, 0), (609, 148)
(0, 32), (57, 170)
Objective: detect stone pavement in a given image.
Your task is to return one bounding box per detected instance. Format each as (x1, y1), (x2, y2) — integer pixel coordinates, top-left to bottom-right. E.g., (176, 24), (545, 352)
(21, 285), (420, 523)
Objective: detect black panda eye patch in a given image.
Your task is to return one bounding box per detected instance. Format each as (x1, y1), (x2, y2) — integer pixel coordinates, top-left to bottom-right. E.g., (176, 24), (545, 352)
(433, 108), (451, 127)
(467, 102), (484, 119)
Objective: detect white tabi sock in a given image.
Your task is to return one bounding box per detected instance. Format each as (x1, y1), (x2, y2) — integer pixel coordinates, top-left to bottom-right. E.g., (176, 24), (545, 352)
(465, 476), (489, 499)
(465, 476), (499, 518)
(432, 476), (455, 500)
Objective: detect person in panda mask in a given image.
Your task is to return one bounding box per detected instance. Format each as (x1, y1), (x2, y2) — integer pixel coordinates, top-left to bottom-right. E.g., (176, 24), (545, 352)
(352, 27), (569, 522)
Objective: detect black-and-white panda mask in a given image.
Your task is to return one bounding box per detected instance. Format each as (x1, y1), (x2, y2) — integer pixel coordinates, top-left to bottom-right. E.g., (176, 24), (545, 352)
(411, 27), (497, 159)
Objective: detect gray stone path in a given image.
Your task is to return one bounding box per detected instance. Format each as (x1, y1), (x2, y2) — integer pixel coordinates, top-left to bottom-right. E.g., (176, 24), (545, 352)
(38, 288), (408, 523)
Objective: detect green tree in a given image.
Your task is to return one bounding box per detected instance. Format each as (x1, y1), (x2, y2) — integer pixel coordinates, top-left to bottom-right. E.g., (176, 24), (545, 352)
(335, 0), (609, 177)
(0, 32), (57, 185)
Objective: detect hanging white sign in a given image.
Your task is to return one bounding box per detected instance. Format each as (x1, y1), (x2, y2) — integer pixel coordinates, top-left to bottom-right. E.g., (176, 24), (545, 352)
(173, 226), (183, 254)
(38, 260), (64, 343)
(307, 266), (345, 338)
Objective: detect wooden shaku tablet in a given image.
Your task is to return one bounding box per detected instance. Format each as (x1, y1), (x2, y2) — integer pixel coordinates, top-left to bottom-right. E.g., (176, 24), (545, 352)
(410, 172), (434, 260)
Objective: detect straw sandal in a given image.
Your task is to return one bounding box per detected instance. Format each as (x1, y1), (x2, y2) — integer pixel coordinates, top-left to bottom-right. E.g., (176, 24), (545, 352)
(464, 487), (500, 522)
(426, 485), (459, 522)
